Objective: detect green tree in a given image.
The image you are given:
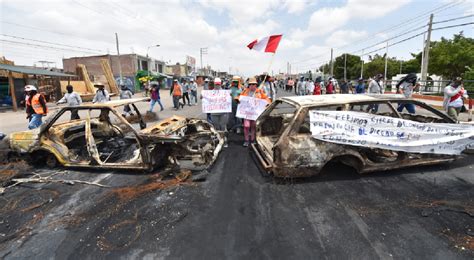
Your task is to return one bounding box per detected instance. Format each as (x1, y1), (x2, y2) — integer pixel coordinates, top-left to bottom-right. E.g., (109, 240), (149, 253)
(401, 52), (421, 74)
(428, 32), (474, 79)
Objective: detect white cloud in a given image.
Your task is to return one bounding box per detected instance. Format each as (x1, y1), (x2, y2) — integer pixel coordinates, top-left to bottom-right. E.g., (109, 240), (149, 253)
(296, 0), (411, 40)
(325, 30), (368, 48)
(283, 0), (312, 14)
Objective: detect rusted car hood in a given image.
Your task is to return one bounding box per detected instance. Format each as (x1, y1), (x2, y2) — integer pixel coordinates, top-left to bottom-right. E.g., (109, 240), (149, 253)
(9, 129), (40, 153)
(140, 116), (191, 138)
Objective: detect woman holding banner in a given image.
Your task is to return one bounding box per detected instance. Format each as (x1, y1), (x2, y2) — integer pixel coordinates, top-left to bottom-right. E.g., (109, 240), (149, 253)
(236, 77), (271, 147)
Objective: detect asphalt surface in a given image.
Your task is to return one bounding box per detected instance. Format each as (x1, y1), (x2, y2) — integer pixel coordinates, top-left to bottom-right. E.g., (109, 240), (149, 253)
(0, 132), (473, 259)
(0, 89), (473, 259)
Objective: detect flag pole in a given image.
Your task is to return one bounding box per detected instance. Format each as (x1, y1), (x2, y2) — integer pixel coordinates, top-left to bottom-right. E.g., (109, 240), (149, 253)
(260, 52), (275, 88)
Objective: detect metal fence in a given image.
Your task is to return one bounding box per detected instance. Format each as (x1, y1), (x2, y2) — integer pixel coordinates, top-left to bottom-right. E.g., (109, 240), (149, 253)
(385, 80), (474, 97)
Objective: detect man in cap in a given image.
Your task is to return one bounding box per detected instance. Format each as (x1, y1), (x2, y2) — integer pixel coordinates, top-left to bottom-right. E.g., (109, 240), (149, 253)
(57, 85), (82, 120)
(367, 74), (384, 112)
(149, 81), (164, 112)
(189, 78), (198, 105)
(203, 78), (210, 90)
(182, 79), (191, 106)
(119, 84), (134, 117)
(355, 78), (366, 94)
(170, 79), (184, 110)
(443, 77), (468, 121)
(396, 73), (418, 114)
(25, 85), (48, 129)
(229, 76), (242, 131)
(263, 76), (276, 101)
(208, 78), (230, 147)
(92, 82), (110, 103)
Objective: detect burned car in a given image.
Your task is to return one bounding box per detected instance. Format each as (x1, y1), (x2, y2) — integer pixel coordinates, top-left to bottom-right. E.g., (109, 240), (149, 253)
(8, 98), (223, 170)
(252, 94), (474, 178)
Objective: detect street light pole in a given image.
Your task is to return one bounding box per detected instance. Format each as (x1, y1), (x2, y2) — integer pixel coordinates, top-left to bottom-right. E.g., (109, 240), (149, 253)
(146, 44), (160, 78)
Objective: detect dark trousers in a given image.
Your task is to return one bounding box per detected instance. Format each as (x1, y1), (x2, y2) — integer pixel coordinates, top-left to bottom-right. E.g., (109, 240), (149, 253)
(182, 93), (190, 105)
(71, 109), (80, 120)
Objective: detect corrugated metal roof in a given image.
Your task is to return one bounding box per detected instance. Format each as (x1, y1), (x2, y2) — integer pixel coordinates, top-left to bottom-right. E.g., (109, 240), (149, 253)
(0, 63), (76, 77)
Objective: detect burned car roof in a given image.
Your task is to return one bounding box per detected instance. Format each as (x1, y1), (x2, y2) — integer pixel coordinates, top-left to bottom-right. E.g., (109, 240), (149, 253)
(280, 94), (407, 107)
(74, 97), (151, 108)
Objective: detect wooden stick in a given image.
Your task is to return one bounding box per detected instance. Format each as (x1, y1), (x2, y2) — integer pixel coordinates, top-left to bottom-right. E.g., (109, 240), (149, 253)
(259, 53), (276, 89)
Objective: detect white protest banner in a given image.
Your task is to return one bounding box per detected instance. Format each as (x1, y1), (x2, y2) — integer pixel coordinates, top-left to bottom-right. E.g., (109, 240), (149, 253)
(236, 96), (268, 120)
(201, 90), (231, 113)
(309, 110), (474, 155)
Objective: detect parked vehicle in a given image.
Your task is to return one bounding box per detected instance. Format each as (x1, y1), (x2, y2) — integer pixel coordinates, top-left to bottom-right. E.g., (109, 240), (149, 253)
(8, 98), (223, 170)
(252, 94), (474, 178)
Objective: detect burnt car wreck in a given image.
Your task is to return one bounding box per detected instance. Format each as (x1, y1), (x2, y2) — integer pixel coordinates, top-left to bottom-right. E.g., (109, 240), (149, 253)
(8, 98), (224, 171)
(252, 94), (474, 178)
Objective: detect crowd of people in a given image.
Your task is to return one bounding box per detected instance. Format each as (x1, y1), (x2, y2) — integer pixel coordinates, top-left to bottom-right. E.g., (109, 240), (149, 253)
(20, 72), (469, 135)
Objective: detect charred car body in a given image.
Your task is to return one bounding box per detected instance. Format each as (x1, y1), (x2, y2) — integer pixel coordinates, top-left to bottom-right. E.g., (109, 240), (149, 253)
(252, 94), (473, 178)
(8, 98), (224, 170)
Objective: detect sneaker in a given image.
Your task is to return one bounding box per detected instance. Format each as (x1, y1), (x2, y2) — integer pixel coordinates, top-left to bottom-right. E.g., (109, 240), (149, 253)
(251, 141), (256, 145)
(223, 143), (228, 148)
(243, 141), (249, 147)
(160, 107), (164, 111)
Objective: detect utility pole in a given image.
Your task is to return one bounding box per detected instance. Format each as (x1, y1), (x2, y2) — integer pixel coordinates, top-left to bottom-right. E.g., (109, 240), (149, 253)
(115, 33), (123, 85)
(330, 48), (334, 76)
(384, 41), (389, 81)
(200, 47), (208, 74)
(421, 14), (434, 84)
(344, 53), (347, 81)
(360, 49), (365, 78)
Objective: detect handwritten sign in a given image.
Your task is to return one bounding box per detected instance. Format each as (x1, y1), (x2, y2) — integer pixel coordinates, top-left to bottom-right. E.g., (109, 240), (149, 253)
(201, 90), (231, 113)
(309, 110), (474, 155)
(236, 96), (268, 120)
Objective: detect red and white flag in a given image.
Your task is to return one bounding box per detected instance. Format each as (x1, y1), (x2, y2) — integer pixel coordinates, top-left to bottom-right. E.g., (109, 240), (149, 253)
(247, 34), (283, 53)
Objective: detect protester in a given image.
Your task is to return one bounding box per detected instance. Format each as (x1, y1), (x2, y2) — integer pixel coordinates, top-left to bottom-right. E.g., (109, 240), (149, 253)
(340, 80), (350, 94)
(229, 76), (242, 132)
(149, 82), (164, 112)
(182, 79), (191, 106)
(170, 79), (184, 110)
(443, 77), (468, 120)
(56, 85), (82, 120)
(92, 83), (110, 103)
(305, 78), (314, 95)
(263, 76), (276, 101)
(326, 78), (335, 94)
(313, 77), (322, 95)
(237, 77), (271, 147)
(367, 74), (384, 112)
(25, 85), (48, 130)
(203, 78), (210, 90)
(189, 78), (198, 105)
(297, 77), (305, 96)
(396, 73), (418, 114)
(287, 77), (295, 92)
(355, 78), (366, 94)
(119, 84), (134, 117)
(209, 78), (230, 147)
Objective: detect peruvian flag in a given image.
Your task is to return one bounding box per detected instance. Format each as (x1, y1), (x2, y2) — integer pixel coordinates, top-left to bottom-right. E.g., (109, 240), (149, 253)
(247, 34), (283, 53)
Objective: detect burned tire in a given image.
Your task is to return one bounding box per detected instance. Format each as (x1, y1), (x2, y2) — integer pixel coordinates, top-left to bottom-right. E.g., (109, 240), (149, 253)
(30, 151), (59, 169)
(45, 153), (58, 168)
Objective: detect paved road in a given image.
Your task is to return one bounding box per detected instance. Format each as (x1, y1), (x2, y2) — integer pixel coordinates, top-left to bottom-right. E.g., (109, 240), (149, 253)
(0, 133), (473, 259)
(0, 88), (473, 259)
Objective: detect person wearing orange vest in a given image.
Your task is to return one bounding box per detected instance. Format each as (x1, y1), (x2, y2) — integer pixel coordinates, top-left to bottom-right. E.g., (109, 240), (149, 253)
(25, 85), (48, 130)
(170, 79), (184, 110)
(236, 77), (270, 147)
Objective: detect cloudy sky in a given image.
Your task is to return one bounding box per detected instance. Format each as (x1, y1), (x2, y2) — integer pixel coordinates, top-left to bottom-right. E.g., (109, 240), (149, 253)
(1, 0), (473, 76)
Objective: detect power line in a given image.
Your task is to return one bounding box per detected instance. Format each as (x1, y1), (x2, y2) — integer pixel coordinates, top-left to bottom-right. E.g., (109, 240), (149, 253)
(432, 22), (474, 31)
(292, 0), (464, 65)
(301, 21), (473, 71)
(0, 34), (105, 53)
(0, 39), (100, 54)
(432, 14), (474, 24)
